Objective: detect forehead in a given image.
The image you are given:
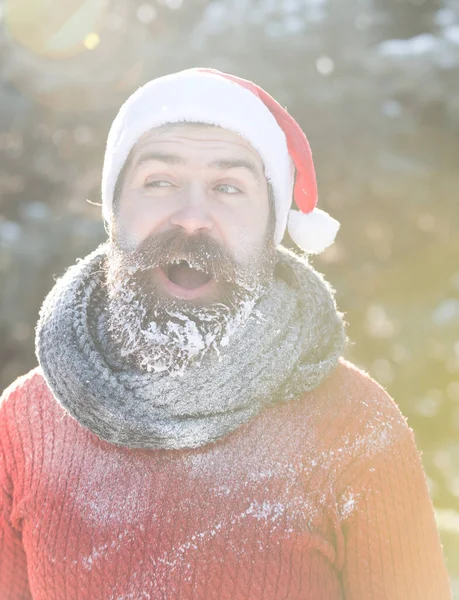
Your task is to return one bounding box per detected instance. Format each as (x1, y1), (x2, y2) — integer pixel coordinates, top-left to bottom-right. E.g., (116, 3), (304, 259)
(129, 123), (265, 167)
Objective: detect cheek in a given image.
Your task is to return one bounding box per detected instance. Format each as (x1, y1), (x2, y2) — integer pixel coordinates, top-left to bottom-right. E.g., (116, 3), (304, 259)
(215, 202), (269, 266)
(117, 192), (175, 248)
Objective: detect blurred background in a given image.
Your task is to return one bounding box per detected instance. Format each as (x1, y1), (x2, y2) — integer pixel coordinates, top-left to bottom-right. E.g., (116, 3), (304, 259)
(0, 0), (458, 592)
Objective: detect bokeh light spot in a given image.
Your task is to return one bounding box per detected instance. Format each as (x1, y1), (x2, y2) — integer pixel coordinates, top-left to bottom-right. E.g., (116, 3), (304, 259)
(137, 3), (158, 24)
(365, 305), (395, 339)
(316, 56), (334, 75)
(83, 32), (100, 50)
(370, 358), (395, 384)
(415, 389), (443, 418)
(158, 0), (183, 9)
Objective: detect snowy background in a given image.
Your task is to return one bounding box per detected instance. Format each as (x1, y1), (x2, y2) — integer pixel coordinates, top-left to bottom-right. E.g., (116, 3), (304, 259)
(0, 0), (458, 592)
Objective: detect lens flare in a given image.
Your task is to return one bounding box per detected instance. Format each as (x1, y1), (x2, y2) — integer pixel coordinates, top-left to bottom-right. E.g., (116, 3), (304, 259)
(5, 0), (107, 58)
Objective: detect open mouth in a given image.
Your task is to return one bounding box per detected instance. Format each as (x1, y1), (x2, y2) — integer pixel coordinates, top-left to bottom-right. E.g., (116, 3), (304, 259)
(166, 260), (212, 289)
(156, 260), (214, 299)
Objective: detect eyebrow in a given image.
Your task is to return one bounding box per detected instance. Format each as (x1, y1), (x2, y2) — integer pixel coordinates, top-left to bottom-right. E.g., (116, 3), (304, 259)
(133, 152), (263, 183)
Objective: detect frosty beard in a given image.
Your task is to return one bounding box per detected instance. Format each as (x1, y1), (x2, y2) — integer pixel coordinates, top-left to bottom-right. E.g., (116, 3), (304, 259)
(103, 228), (276, 376)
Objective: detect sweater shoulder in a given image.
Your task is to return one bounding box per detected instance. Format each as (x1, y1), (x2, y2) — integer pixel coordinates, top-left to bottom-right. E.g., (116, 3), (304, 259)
(1, 367), (48, 414)
(0, 368), (46, 488)
(300, 357), (416, 466)
(0, 367), (52, 442)
(320, 356), (411, 430)
(0, 368), (62, 488)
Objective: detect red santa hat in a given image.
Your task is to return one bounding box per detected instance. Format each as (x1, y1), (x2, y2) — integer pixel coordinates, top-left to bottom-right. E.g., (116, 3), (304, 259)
(102, 67), (340, 254)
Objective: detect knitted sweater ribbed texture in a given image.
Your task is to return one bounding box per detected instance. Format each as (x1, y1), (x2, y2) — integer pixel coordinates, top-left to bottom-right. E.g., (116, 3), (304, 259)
(0, 358), (452, 600)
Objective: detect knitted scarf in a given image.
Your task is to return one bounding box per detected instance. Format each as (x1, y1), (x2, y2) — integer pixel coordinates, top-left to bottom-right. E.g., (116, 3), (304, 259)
(35, 243), (347, 450)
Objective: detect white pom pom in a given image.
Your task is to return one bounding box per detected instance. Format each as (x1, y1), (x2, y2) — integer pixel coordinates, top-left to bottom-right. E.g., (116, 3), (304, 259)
(287, 207), (340, 254)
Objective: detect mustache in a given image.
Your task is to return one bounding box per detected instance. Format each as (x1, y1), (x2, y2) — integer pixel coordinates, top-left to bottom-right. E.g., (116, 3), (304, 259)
(119, 228), (240, 283)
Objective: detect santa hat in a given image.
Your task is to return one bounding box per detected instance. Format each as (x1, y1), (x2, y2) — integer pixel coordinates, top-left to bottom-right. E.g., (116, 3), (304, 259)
(102, 67), (340, 254)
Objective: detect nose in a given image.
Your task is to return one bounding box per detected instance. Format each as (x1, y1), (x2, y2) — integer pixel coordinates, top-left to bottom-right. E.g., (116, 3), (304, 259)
(169, 186), (213, 235)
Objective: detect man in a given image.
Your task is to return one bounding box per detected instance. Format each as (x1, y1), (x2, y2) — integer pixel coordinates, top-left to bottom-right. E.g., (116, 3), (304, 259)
(0, 68), (452, 599)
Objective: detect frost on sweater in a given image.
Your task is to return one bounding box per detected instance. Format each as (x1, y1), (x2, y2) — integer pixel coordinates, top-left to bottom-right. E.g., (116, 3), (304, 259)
(0, 357), (452, 600)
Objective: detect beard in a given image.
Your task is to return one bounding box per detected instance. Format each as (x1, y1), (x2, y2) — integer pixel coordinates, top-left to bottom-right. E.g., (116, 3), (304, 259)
(103, 227), (277, 376)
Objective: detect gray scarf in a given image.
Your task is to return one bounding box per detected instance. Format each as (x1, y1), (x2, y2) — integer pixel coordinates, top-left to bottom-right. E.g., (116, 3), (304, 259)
(35, 243), (347, 450)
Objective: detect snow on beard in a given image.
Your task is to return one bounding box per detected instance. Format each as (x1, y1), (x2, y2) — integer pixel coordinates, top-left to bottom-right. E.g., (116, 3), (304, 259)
(104, 228), (276, 376)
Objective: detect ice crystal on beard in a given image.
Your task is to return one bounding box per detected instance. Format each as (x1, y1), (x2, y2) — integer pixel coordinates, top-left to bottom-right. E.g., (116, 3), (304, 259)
(103, 230), (276, 377)
(106, 275), (263, 378)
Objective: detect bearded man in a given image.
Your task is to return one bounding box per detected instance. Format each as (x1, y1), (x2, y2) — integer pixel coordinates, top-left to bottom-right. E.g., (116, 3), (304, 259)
(0, 69), (452, 599)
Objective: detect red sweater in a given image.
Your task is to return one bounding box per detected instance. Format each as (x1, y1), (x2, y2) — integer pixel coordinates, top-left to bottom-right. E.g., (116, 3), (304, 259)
(0, 358), (452, 600)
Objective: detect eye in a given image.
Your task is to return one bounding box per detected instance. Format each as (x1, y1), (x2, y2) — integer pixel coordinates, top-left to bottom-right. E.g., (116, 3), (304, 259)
(145, 180), (174, 188)
(215, 183), (242, 195)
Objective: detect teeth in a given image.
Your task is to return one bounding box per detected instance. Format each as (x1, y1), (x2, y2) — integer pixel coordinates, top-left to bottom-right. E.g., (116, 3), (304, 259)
(166, 259), (207, 274)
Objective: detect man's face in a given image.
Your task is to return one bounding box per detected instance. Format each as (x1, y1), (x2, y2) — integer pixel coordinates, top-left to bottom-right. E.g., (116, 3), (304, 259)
(112, 123), (272, 304)
(104, 123), (277, 375)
